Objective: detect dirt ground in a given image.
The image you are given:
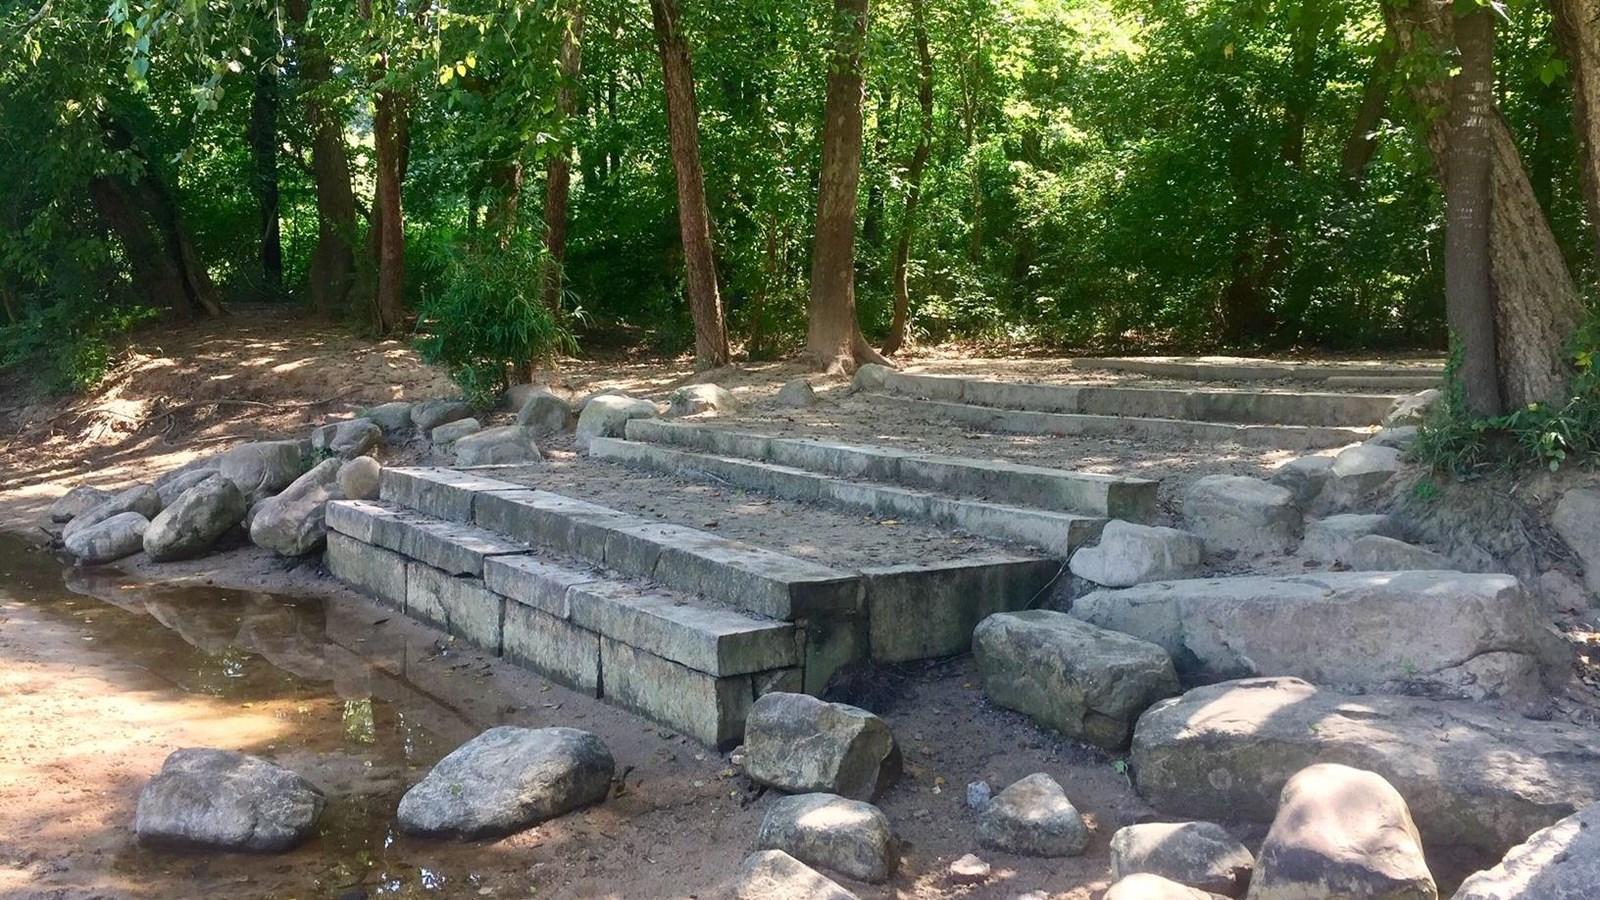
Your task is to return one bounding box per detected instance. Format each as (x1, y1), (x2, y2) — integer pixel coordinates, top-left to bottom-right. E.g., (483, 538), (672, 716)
(0, 308), (1584, 899)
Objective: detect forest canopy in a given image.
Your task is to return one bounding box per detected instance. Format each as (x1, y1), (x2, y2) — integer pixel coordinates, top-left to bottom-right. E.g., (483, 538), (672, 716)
(1, 0), (1596, 399)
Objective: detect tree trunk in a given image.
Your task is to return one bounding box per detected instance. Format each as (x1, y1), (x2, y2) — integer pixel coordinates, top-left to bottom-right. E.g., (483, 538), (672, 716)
(288, 0), (358, 317)
(249, 59), (283, 298)
(1553, 0), (1600, 266)
(372, 85), (408, 334)
(542, 0), (585, 316)
(883, 0), (933, 357)
(90, 177), (193, 315)
(483, 156), (523, 251)
(1339, 41), (1397, 190)
(649, 0), (729, 369)
(807, 0), (889, 373)
(1388, 0), (1586, 409)
(1445, 5), (1502, 415)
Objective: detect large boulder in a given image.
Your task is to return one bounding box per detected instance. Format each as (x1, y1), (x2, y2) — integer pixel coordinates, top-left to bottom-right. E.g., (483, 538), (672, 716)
(63, 511), (149, 564)
(1248, 764), (1436, 900)
(49, 485), (110, 523)
(410, 399), (474, 433)
(1182, 475), (1300, 555)
(1299, 513), (1397, 564)
(134, 748), (324, 852)
(1070, 570), (1556, 700)
(396, 726), (613, 840)
(744, 693), (902, 802)
(1107, 874), (1231, 900)
(1552, 487), (1600, 596)
(62, 484), (161, 543)
(516, 389), (575, 433)
(1452, 802), (1600, 899)
(1327, 442), (1404, 501)
(1270, 456), (1333, 507)
(360, 401), (415, 434)
(976, 772), (1090, 858)
(731, 850), (859, 900)
(756, 793), (895, 883)
(575, 394), (659, 452)
(776, 378), (819, 408)
(430, 417), (482, 447)
(455, 425), (540, 466)
(973, 610), (1179, 749)
(250, 459), (342, 557)
(218, 440), (308, 501)
(143, 475), (247, 562)
(852, 364), (890, 392)
(1343, 534), (1452, 571)
(1385, 389), (1441, 427)
(1069, 520), (1204, 587)
(1371, 425), (1420, 451)
(311, 418), (382, 459)
(337, 456), (381, 501)
(1109, 821), (1254, 898)
(667, 383), (739, 417)
(1129, 677), (1600, 871)
(156, 468), (218, 510)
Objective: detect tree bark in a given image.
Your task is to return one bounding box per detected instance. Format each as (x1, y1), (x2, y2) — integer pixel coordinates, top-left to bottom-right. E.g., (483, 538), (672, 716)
(249, 58), (283, 297)
(542, 0), (585, 316)
(883, 0), (933, 357)
(1388, 0), (1586, 408)
(483, 156), (523, 251)
(649, 0), (729, 369)
(1553, 0), (1600, 266)
(372, 84), (409, 334)
(1445, 5), (1502, 415)
(287, 0), (358, 317)
(807, 0), (890, 373)
(1339, 41), (1397, 190)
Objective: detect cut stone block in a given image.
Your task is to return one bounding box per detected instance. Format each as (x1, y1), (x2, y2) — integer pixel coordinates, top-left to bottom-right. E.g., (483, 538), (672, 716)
(483, 554), (600, 619)
(378, 467), (524, 523)
(599, 637), (755, 748)
(567, 580), (797, 676)
(406, 563), (505, 654)
(502, 603), (600, 696)
(325, 532), (407, 608)
(862, 557), (1061, 663)
(1182, 475), (1301, 555)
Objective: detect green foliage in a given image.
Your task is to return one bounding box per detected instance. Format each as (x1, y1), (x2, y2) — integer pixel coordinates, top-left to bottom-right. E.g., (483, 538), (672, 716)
(0, 300), (159, 397)
(1412, 317), (1600, 475)
(412, 237), (576, 407)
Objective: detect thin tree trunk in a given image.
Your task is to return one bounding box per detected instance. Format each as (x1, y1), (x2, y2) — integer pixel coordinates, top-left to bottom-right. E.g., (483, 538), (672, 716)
(649, 0), (729, 369)
(483, 156), (523, 251)
(884, 0), (933, 357)
(1446, 5), (1502, 415)
(542, 0), (585, 315)
(1553, 0), (1600, 266)
(1339, 41), (1397, 190)
(249, 59), (283, 298)
(288, 0), (357, 317)
(372, 85), (408, 334)
(806, 0), (890, 373)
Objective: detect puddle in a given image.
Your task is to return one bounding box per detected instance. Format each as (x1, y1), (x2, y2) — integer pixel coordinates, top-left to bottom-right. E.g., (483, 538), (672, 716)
(0, 532), (530, 898)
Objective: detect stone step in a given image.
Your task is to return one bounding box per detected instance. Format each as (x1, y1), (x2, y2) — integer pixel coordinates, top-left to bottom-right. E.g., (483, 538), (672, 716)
(589, 436), (1105, 557)
(1066, 356), (1445, 384)
(325, 502), (804, 747)
(624, 418), (1155, 521)
(875, 395), (1370, 450)
(863, 367), (1398, 426)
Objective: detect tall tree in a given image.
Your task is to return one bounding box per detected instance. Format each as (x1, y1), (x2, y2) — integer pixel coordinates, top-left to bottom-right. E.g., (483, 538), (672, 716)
(287, 0), (358, 318)
(649, 0), (729, 369)
(883, 0), (934, 356)
(1553, 0), (1600, 266)
(807, 0), (890, 373)
(1445, 2), (1502, 414)
(248, 55), (283, 298)
(542, 0), (585, 315)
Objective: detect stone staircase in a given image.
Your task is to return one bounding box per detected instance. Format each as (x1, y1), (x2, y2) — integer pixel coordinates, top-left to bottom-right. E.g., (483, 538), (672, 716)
(325, 467), (1061, 746)
(1065, 355), (1445, 391)
(855, 365), (1406, 450)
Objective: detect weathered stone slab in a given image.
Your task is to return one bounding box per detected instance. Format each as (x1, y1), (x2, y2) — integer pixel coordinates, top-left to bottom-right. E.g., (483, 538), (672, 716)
(1300, 513), (1397, 564)
(475, 489), (635, 562)
(1072, 571), (1556, 700)
(732, 850), (859, 900)
(406, 563), (505, 654)
(1452, 802), (1600, 900)
(502, 603), (601, 695)
(1130, 677), (1600, 869)
(325, 532), (407, 608)
(378, 467), (524, 523)
(324, 499), (402, 544)
(1182, 475), (1300, 555)
(1069, 520), (1203, 587)
(862, 557), (1060, 663)
(399, 517), (526, 577)
(567, 580), (797, 676)
(482, 553), (599, 618)
(599, 637), (754, 747)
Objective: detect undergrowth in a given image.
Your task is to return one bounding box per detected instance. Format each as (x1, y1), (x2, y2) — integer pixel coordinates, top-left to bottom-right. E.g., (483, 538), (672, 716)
(1412, 314), (1600, 476)
(0, 302), (158, 398)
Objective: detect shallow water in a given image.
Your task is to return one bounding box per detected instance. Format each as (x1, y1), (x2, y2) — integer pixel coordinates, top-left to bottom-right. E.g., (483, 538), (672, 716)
(0, 531), (515, 898)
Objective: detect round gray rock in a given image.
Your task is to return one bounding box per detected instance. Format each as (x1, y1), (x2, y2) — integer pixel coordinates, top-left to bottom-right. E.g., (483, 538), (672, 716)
(575, 394), (659, 452)
(250, 459), (341, 557)
(144, 475), (247, 562)
(1384, 389), (1441, 427)
(1069, 520), (1203, 588)
(776, 378), (820, 408)
(732, 849), (859, 900)
(1299, 513), (1397, 564)
(430, 417), (482, 447)
(455, 425), (540, 466)
(1269, 455), (1334, 507)
(134, 748), (324, 852)
(311, 418), (383, 459)
(1328, 443), (1404, 501)
(156, 468), (218, 510)
(744, 692), (902, 802)
(1106, 873), (1231, 900)
(1183, 475), (1300, 555)
(1109, 821), (1255, 897)
(396, 726), (614, 840)
(516, 389), (575, 433)
(667, 383), (739, 417)
(1249, 763), (1436, 900)
(1342, 534), (1452, 572)
(756, 792), (895, 883)
(49, 485), (110, 523)
(361, 401), (415, 434)
(410, 399), (474, 432)
(977, 772), (1090, 858)
(62, 483), (161, 543)
(337, 456), (382, 501)
(217, 440), (308, 501)
(1553, 487), (1600, 596)
(63, 511), (149, 564)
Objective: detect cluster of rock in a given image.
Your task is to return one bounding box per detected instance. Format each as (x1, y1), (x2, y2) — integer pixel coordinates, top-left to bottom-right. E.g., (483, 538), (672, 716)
(134, 725), (615, 853)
